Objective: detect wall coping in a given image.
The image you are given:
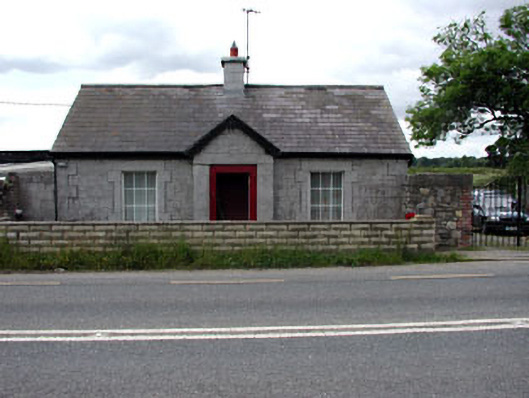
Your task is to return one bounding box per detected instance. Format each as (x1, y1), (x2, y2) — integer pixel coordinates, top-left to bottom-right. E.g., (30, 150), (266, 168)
(0, 218), (434, 226)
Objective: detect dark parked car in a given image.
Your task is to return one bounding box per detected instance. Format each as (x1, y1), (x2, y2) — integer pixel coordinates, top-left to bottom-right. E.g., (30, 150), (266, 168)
(473, 203), (529, 235)
(472, 204), (487, 231)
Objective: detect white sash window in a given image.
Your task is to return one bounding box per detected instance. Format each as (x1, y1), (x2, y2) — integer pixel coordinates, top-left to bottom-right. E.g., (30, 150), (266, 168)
(123, 171), (156, 221)
(310, 172), (343, 221)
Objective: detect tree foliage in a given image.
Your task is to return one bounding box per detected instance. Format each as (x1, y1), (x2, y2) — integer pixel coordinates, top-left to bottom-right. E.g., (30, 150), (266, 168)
(412, 156), (489, 168)
(406, 5), (529, 172)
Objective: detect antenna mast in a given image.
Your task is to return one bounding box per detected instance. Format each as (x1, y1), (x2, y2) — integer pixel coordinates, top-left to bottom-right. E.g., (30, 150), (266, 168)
(242, 8), (260, 84)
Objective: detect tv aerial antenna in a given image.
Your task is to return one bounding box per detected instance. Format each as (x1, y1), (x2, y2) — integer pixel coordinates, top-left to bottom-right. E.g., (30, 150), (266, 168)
(242, 8), (260, 84)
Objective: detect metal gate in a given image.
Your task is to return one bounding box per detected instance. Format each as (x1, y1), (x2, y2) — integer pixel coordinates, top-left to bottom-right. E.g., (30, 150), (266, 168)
(472, 176), (528, 247)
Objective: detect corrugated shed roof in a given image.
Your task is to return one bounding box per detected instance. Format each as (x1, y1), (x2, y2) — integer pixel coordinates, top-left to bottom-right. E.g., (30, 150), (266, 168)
(52, 84), (412, 156)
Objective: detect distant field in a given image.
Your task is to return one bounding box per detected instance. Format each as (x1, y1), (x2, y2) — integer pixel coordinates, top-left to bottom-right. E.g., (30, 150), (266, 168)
(408, 167), (506, 187)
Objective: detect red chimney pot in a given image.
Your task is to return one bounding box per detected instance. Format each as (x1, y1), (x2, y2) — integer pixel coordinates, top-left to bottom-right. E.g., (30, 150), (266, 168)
(230, 41), (238, 57)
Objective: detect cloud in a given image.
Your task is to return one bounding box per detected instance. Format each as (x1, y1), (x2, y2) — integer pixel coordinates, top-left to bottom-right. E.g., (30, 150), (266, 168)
(0, 20), (219, 78)
(340, 42), (435, 80)
(0, 104), (68, 150)
(95, 48), (218, 78)
(88, 20), (219, 78)
(407, 0), (522, 19)
(0, 56), (67, 74)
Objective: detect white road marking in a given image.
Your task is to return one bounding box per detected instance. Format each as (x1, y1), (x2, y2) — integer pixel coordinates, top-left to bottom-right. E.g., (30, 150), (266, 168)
(390, 273), (494, 280)
(0, 281), (61, 286)
(0, 318), (527, 342)
(170, 279), (284, 285)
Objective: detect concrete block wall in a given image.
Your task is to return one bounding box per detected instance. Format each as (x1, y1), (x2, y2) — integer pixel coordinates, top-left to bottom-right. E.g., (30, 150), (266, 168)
(16, 169), (55, 221)
(405, 174), (473, 248)
(1, 162), (56, 221)
(0, 174), (19, 221)
(0, 218), (435, 253)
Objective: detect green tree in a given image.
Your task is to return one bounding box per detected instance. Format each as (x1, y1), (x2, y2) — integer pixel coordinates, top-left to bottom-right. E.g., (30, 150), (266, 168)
(406, 5), (529, 172)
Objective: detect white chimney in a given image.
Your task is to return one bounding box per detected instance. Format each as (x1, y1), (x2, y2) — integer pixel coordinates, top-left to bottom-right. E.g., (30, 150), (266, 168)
(221, 41), (247, 95)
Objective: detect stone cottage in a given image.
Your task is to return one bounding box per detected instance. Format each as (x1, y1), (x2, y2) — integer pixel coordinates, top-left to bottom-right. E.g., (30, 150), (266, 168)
(51, 44), (412, 222)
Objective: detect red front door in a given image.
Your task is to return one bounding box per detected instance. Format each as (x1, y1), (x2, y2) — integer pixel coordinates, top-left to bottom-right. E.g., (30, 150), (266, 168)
(210, 165), (257, 221)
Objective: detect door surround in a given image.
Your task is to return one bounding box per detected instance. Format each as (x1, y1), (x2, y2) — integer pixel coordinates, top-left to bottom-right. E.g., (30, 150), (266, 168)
(209, 165), (257, 221)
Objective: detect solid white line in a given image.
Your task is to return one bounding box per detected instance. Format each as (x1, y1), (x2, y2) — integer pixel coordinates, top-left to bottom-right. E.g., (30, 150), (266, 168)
(1, 318), (525, 335)
(0, 318), (527, 342)
(390, 273), (494, 280)
(0, 324), (526, 342)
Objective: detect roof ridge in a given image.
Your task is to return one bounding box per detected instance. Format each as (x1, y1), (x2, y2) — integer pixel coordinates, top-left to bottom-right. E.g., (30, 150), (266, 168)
(79, 84), (384, 90)
(247, 84), (384, 90)
(80, 84), (223, 89)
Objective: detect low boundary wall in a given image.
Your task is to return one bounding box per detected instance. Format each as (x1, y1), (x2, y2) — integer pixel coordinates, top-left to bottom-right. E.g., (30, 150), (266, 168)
(0, 218), (435, 253)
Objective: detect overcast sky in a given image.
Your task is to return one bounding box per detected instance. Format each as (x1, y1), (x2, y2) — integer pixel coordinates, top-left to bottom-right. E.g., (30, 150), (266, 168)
(0, 0), (524, 157)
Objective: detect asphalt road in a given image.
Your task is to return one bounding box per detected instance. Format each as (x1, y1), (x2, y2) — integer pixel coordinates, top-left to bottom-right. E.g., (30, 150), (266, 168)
(1, 260), (529, 397)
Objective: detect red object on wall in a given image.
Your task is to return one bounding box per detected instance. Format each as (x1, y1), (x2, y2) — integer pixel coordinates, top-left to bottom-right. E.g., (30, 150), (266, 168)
(210, 165), (257, 221)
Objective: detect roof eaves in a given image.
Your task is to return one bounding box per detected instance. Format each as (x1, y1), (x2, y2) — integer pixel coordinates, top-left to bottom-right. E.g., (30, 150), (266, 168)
(0, 150), (52, 164)
(50, 151), (190, 160)
(278, 151), (414, 162)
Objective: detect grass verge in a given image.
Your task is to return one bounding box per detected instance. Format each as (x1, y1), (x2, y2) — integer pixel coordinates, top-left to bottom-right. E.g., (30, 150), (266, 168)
(0, 239), (463, 272)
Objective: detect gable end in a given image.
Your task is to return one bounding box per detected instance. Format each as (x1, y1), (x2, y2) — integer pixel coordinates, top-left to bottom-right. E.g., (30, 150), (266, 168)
(185, 115), (280, 158)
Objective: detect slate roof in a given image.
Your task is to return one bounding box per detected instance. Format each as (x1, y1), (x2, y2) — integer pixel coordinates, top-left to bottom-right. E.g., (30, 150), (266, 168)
(52, 84), (412, 157)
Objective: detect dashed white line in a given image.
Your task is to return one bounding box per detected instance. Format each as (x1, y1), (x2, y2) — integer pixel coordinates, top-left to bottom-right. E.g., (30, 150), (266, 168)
(390, 273), (494, 280)
(0, 281), (61, 286)
(170, 279), (284, 285)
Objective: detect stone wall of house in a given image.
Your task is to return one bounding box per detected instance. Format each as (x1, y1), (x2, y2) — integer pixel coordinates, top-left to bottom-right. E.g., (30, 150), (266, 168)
(405, 174), (473, 248)
(0, 218), (435, 253)
(56, 155), (408, 223)
(274, 158), (408, 221)
(55, 159), (194, 221)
